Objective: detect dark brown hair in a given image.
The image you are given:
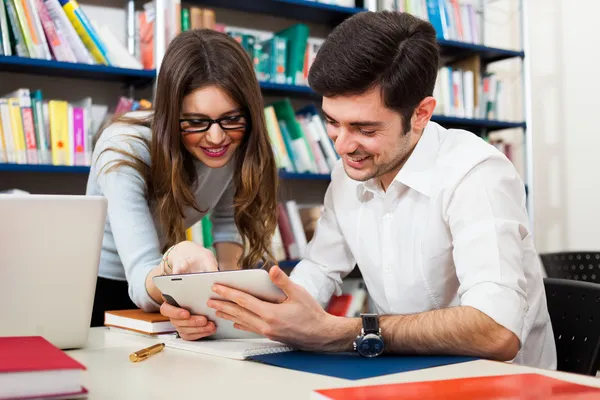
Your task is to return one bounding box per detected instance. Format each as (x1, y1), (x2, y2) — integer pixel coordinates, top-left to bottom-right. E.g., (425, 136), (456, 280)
(98, 29), (278, 269)
(308, 11), (440, 133)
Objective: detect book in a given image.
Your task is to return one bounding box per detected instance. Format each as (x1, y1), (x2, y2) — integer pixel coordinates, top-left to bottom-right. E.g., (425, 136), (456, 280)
(0, 336), (87, 400)
(161, 336), (294, 361)
(311, 373), (600, 400)
(104, 309), (176, 335)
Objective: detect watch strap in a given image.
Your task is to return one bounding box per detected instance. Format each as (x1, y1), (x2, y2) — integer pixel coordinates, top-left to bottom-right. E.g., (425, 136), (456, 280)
(361, 313), (379, 335)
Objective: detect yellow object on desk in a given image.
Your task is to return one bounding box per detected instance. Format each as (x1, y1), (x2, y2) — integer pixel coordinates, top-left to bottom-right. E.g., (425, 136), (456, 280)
(129, 343), (165, 363)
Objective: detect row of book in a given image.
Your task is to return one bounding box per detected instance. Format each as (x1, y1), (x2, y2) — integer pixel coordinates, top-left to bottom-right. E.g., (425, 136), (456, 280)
(433, 55), (507, 121)
(185, 201), (324, 264)
(0, 0), (142, 69)
(138, 3), (322, 88)
(266, 99), (338, 175)
(366, 0), (480, 44)
(0, 90), (157, 166)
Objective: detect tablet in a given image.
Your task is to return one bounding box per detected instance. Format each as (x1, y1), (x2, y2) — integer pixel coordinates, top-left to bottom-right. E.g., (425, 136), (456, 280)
(152, 269), (285, 340)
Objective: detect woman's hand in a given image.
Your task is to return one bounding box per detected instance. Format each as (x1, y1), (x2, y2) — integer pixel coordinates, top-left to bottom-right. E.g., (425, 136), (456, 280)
(159, 241), (219, 340)
(160, 301), (217, 341)
(163, 241), (218, 275)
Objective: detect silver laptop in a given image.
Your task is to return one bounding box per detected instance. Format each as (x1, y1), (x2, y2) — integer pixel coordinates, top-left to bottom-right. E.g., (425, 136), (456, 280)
(0, 194), (107, 349)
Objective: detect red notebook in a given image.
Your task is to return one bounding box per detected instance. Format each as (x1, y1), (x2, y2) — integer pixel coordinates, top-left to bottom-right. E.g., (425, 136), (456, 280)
(311, 373), (600, 400)
(0, 336), (87, 400)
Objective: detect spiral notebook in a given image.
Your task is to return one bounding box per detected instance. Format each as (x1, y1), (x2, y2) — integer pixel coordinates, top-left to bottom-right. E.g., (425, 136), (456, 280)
(160, 336), (294, 360)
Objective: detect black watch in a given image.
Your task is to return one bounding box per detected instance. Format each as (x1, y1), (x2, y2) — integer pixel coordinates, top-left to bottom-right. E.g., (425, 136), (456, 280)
(353, 313), (384, 357)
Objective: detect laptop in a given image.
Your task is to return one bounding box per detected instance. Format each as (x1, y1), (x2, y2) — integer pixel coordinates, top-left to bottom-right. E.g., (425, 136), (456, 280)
(0, 194), (107, 349)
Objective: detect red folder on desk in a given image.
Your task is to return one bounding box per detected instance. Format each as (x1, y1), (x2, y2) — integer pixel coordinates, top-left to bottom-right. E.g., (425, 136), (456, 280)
(311, 373), (600, 400)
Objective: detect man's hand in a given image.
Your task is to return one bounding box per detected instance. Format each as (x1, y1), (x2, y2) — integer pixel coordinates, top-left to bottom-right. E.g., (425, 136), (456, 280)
(207, 266), (359, 351)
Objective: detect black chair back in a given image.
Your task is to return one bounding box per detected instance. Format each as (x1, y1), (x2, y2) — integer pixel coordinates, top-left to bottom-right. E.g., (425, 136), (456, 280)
(541, 252), (600, 283)
(544, 277), (600, 375)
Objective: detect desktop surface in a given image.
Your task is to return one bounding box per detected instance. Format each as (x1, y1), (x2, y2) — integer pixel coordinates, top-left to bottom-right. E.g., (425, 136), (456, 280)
(66, 328), (600, 400)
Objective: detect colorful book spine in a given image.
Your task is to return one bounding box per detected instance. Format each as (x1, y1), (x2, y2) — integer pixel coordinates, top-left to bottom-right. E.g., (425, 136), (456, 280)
(44, 0), (93, 64)
(24, 0), (51, 59)
(181, 8), (189, 32)
(0, 99), (15, 163)
(72, 106), (85, 166)
(0, 0), (12, 55)
(48, 100), (70, 165)
(30, 90), (51, 164)
(12, 0), (38, 57)
(57, 0), (110, 65)
(5, 0), (29, 56)
(6, 98), (26, 164)
(35, 0), (75, 62)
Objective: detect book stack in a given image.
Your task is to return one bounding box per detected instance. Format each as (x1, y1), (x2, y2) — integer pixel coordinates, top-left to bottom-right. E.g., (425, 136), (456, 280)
(0, 90), (153, 167)
(0, 0), (142, 69)
(366, 0), (481, 45)
(104, 309), (176, 336)
(266, 100), (338, 175)
(138, 2), (324, 89)
(433, 55), (508, 121)
(0, 336), (87, 399)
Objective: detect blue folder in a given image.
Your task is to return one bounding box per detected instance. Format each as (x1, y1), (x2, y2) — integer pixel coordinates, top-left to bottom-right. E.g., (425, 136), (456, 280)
(249, 351), (476, 380)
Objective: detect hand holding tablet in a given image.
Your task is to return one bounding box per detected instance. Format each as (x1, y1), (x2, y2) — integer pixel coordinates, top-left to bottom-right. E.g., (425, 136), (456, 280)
(153, 269), (285, 340)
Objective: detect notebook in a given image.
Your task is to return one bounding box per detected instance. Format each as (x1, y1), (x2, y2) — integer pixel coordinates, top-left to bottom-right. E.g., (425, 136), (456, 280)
(160, 335), (294, 360)
(104, 309), (176, 335)
(0, 336), (87, 400)
(310, 373), (600, 399)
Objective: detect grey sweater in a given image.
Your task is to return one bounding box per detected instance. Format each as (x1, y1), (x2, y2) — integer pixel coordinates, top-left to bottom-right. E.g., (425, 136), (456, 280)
(86, 112), (242, 311)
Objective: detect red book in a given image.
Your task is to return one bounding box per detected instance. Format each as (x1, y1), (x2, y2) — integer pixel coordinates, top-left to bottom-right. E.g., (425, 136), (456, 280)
(0, 336), (87, 400)
(311, 373), (600, 400)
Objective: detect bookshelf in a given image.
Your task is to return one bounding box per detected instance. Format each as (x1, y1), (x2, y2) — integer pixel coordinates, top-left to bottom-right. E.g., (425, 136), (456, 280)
(0, 56), (156, 87)
(0, 162), (332, 181)
(0, 0), (531, 275)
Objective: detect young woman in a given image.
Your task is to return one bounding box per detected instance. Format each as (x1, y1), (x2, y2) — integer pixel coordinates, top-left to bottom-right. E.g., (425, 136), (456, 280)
(86, 29), (279, 330)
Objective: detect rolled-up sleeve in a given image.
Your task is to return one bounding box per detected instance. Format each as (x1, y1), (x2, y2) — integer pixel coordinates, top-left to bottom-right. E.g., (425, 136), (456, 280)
(290, 175), (356, 307)
(446, 156), (530, 345)
(210, 178), (243, 245)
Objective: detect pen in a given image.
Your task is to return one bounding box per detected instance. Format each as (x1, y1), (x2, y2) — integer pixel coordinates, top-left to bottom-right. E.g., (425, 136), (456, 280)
(129, 342), (165, 363)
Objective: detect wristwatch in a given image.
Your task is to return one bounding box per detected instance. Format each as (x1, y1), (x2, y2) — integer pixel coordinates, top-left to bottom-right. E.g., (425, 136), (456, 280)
(353, 313), (385, 357)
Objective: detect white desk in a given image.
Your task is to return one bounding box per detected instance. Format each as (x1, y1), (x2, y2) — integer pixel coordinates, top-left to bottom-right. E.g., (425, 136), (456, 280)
(67, 328), (600, 399)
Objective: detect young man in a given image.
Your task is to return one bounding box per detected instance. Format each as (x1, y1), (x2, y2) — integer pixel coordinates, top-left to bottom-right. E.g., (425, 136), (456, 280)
(172, 11), (556, 369)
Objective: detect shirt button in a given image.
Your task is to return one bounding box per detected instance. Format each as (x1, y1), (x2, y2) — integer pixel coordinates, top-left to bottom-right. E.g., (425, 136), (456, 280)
(384, 213), (392, 220)
(385, 267), (391, 274)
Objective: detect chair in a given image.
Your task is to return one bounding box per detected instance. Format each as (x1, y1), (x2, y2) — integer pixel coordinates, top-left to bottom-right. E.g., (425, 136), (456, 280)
(544, 278), (600, 375)
(540, 252), (600, 284)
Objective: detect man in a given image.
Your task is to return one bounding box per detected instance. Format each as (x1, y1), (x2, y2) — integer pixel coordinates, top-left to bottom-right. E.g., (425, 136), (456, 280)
(175, 11), (556, 369)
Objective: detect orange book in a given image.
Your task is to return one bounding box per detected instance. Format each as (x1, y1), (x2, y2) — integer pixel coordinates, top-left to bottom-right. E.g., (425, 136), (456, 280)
(104, 309), (176, 335)
(311, 373), (600, 400)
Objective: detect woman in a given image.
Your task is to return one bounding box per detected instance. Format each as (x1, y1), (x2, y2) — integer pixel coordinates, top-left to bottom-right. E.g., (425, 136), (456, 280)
(86, 29), (279, 337)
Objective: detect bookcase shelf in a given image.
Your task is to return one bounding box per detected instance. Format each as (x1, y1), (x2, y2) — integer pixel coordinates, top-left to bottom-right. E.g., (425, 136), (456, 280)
(259, 81), (317, 97)
(188, 0), (364, 26)
(0, 56), (156, 88)
(437, 40), (525, 64)
(279, 171), (331, 180)
(430, 116), (526, 132)
(0, 163), (334, 181)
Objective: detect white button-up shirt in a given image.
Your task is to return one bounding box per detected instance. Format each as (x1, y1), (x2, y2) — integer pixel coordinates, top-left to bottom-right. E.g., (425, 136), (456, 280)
(290, 121), (557, 370)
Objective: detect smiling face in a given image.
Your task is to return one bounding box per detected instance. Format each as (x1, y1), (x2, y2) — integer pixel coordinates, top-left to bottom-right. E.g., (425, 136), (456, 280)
(322, 86), (422, 189)
(180, 85), (247, 168)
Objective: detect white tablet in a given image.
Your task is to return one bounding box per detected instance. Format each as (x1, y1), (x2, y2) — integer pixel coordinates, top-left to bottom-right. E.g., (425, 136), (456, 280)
(152, 269), (285, 340)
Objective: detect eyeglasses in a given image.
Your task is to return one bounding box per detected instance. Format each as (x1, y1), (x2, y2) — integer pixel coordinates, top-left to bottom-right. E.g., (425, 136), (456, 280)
(180, 114), (248, 134)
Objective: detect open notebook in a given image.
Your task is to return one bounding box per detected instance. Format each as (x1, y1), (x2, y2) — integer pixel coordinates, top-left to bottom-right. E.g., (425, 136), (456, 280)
(159, 335), (294, 361)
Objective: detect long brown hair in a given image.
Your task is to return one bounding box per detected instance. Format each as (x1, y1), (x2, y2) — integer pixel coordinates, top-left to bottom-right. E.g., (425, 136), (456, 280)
(98, 29), (279, 269)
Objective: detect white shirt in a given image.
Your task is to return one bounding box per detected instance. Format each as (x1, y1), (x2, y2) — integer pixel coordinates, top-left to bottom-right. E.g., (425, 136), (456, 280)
(290, 121), (557, 370)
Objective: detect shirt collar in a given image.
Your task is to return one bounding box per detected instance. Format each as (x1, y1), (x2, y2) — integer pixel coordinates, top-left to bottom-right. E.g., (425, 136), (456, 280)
(358, 121), (442, 199)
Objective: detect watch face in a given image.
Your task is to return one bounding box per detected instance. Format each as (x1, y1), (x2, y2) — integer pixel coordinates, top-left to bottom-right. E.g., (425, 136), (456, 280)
(357, 334), (384, 357)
